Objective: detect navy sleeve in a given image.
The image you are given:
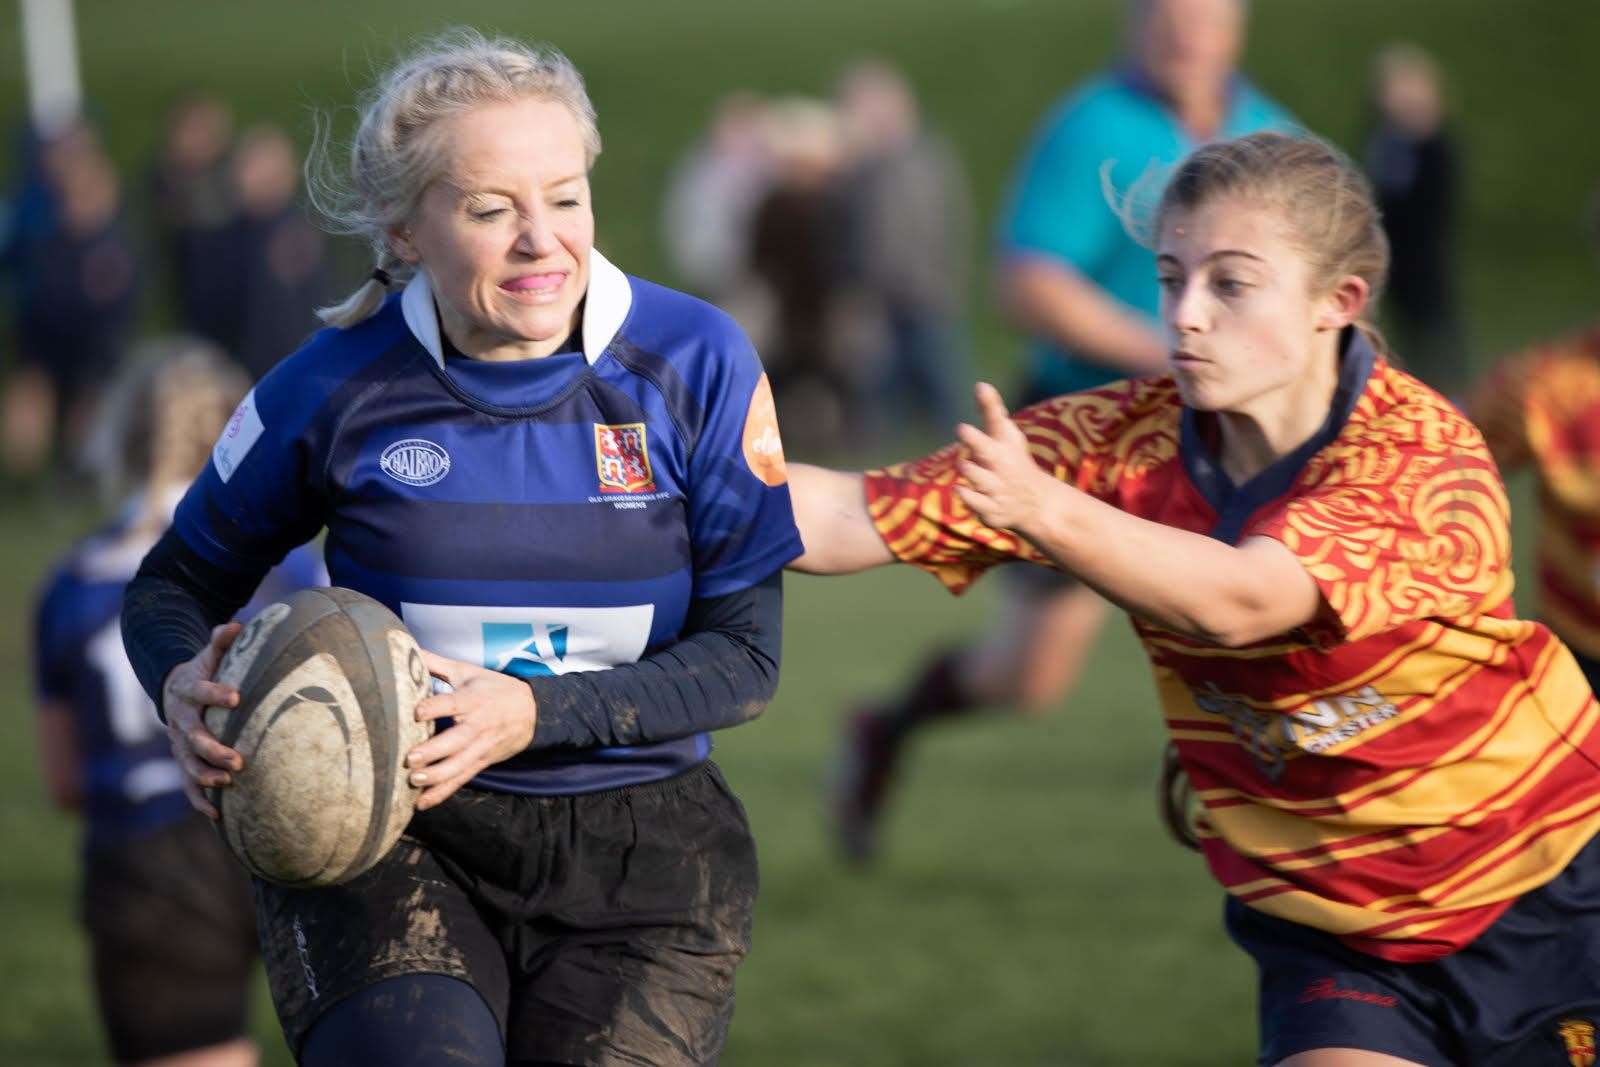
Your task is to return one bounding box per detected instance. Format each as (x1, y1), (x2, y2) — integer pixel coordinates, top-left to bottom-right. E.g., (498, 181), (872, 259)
(33, 572), (75, 705)
(525, 569), (782, 749)
(685, 320), (805, 597)
(121, 527), (269, 722)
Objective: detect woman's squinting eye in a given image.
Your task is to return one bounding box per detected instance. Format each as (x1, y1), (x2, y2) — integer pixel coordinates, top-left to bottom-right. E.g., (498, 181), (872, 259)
(470, 207), (509, 221)
(1214, 276), (1250, 296)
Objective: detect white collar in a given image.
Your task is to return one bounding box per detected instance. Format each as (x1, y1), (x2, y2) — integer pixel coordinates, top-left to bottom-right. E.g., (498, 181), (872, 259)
(400, 246), (632, 367)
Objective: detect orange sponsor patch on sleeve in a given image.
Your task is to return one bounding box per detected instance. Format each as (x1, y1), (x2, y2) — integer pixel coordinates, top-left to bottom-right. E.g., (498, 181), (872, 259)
(741, 374), (788, 487)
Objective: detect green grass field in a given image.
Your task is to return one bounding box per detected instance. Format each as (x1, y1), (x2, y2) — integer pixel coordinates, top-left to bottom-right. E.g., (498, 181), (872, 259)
(0, 0), (1595, 1062)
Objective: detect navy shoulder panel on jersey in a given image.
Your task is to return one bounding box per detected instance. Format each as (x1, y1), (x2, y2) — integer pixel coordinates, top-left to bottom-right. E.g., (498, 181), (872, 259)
(175, 295), (425, 574)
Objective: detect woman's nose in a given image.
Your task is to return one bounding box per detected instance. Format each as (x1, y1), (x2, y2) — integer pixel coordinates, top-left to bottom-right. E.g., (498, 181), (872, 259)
(513, 210), (556, 257)
(1170, 281), (1208, 334)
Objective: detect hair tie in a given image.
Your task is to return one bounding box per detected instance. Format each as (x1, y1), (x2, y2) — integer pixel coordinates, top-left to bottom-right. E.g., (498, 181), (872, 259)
(371, 267), (393, 287)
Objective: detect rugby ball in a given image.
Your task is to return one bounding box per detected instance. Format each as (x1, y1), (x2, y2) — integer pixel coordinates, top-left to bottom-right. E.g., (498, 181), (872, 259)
(204, 587), (432, 887)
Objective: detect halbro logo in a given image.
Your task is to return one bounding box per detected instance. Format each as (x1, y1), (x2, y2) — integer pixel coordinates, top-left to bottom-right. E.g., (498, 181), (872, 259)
(380, 438), (451, 487)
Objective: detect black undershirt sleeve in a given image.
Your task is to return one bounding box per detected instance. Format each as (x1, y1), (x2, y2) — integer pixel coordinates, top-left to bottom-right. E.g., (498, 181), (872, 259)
(121, 527), (268, 722)
(523, 570), (783, 750)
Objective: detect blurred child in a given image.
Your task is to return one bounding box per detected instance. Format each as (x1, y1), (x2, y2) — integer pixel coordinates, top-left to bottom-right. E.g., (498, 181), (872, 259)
(33, 337), (323, 1067)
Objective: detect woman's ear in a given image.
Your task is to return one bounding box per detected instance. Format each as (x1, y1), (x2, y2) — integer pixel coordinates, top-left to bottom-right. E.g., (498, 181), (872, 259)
(1315, 274), (1371, 332)
(387, 226), (419, 266)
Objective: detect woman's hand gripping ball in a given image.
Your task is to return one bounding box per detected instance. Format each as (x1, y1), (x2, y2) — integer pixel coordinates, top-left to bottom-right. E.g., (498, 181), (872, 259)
(407, 652), (538, 810)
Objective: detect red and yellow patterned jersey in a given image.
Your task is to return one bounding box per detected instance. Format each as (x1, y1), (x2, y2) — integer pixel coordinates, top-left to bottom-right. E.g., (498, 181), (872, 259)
(866, 355), (1600, 962)
(1472, 326), (1600, 660)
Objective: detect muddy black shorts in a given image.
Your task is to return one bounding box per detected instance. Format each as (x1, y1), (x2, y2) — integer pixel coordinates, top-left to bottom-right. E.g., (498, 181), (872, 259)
(254, 760), (760, 1065)
(81, 812), (258, 1062)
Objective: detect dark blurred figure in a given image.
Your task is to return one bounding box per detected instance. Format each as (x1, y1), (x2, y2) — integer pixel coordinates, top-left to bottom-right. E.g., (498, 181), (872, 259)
(1366, 44), (1465, 396)
(180, 124), (330, 380)
(661, 92), (775, 312)
(835, 58), (973, 437)
(748, 98), (857, 452)
(33, 336), (323, 1067)
(151, 93), (238, 345)
(3, 121), (140, 479)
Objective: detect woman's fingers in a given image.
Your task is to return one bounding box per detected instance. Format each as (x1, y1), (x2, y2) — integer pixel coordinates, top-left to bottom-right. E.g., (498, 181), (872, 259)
(420, 650), (469, 687)
(172, 739), (232, 788)
(414, 691), (459, 723)
(180, 679), (240, 710)
(406, 720), (474, 774)
(199, 622), (243, 672)
(184, 724), (244, 772)
(180, 775), (219, 820)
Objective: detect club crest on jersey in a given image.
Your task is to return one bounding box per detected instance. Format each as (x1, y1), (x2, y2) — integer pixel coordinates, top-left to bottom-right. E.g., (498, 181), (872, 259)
(380, 438), (451, 487)
(594, 423), (655, 494)
(1560, 1019), (1597, 1067)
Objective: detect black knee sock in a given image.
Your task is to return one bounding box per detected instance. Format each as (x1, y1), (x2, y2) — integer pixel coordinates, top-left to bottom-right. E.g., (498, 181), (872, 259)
(879, 649), (979, 740)
(300, 973), (504, 1067)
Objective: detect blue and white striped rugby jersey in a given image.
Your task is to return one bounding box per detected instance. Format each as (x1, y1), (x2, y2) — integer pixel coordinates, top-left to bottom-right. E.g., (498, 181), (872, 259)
(174, 249), (803, 795)
(36, 512), (325, 844)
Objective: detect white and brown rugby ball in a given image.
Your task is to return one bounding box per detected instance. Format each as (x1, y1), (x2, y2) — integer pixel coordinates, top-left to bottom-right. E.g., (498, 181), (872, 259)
(204, 587), (432, 887)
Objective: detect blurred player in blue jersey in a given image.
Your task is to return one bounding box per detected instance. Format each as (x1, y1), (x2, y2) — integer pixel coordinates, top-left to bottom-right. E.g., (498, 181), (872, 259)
(833, 0), (1295, 863)
(33, 337), (324, 1067)
(121, 31), (802, 1067)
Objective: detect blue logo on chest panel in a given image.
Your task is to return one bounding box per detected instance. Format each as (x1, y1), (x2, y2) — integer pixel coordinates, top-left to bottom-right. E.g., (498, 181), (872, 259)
(483, 622), (569, 678)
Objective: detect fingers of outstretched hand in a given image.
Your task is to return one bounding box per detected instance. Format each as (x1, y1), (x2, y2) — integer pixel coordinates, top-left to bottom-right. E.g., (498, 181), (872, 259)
(974, 382), (1026, 444)
(956, 457), (1002, 496)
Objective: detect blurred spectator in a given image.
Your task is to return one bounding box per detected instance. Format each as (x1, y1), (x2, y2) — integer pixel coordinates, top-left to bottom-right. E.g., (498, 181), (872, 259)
(748, 97), (858, 451)
(182, 125), (329, 379)
(1366, 43), (1465, 396)
(150, 92), (238, 343)
(3, 121), (140, 479)
(33, 336), (324, 1067)
(661, 92), (774, 308)
(835, 58), (974, 437)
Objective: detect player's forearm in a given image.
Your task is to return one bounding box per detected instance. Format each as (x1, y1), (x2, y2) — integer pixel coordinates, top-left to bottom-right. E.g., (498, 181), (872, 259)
(787, 464), (895, 574)
(1016, 489), (1306, 647)
(1000, 258), (1169, 377)
(35, 706), (84, 812)
(525, 571), (782, 748)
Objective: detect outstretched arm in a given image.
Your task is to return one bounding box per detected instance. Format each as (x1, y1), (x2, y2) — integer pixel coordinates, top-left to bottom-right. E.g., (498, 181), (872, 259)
(956, 383), (1321, 647)
(788, 463), (895, 574)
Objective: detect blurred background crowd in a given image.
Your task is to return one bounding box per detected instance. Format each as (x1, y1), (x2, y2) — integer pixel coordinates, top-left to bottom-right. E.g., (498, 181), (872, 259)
(0, 34), (1471, 480)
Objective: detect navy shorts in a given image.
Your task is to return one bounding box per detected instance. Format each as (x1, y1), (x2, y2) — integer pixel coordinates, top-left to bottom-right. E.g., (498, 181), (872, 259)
(1227, 832), (1600, 1065)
